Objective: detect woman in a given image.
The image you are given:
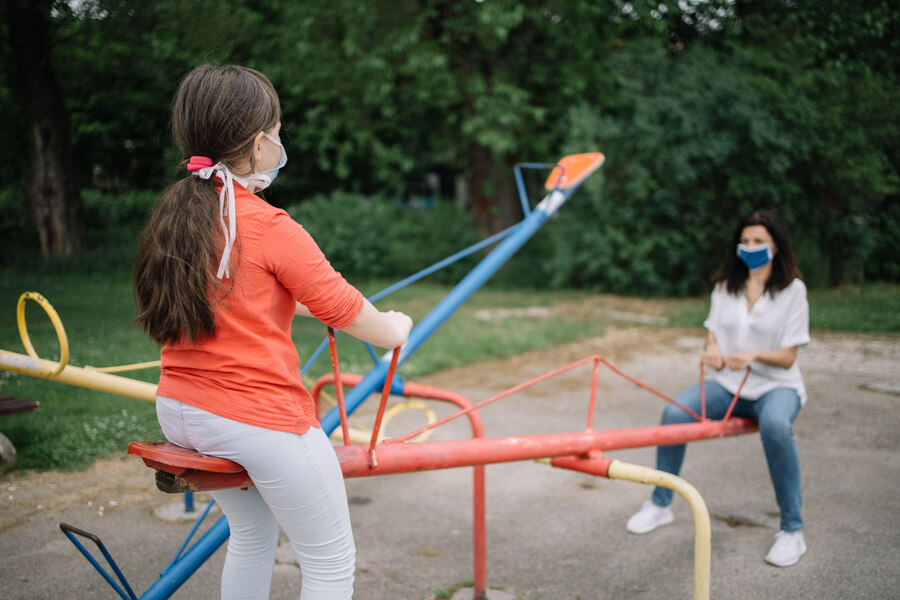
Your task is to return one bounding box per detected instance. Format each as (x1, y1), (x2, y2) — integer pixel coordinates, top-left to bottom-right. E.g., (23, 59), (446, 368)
(134, 64), (413, 599)
(625, 209), (810, 568)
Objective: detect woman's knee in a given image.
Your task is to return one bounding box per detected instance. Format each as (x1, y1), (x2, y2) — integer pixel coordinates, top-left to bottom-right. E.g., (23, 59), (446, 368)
(662, 401), (697, 425)
(661, 383), (707, 425)
(756, 389), (801, 442)
(757, 413), (794, 444)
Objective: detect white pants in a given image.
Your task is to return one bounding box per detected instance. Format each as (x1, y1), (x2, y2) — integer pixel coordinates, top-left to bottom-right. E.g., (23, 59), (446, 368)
(156, 396), (355, 599)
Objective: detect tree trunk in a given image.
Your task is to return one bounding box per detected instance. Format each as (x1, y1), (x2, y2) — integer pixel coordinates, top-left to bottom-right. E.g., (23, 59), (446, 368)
(5, 0), (83, 256)
(469, 143), (523, 236)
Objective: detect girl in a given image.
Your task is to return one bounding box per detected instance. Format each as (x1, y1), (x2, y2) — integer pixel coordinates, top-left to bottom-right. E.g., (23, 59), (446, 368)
(134, 64), (412, 599)
(625, 209), (810, 568)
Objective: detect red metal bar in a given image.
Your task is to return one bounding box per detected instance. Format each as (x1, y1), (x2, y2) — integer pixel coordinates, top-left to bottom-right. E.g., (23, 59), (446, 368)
(310, 375), (489, 600)
(597, 357), (703, 422)
(326, 328), (351, 446)
(400, 382), (488, 600)
(393, 355), (707, 444)
(131, 419), (758, 484)
(393, 356), (598, 444)
(586, 357), (600, 430)
(721, 368), (752, 428)
(336, 418), (758, 478)
(367, 348), (401, 467)
(700, 363), (706, 421)
(550, 450), (612, 478)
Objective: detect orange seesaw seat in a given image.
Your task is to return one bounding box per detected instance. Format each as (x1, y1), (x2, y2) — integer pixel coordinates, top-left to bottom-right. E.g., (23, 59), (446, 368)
(128, 441), (253, 494)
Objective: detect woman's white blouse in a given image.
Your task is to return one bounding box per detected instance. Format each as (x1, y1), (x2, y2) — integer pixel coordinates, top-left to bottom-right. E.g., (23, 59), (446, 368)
(704, 278), (810, 404)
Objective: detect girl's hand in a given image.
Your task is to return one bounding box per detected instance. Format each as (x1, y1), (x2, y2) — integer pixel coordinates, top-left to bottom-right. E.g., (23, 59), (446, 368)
(383, 310), (413, 345)
(724, 350), (758, 370)
(343, 301), (413, 349)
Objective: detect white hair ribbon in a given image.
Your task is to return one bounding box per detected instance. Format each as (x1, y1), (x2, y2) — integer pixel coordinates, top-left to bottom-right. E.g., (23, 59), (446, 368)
(189, 160), (238, 279)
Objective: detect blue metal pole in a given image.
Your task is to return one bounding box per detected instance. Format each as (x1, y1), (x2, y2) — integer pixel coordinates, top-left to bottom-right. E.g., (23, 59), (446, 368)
(139, 516), (231, 600)
(320, 188), (573, 435)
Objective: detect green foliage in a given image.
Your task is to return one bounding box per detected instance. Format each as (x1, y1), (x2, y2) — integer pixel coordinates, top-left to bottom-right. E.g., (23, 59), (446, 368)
(1, 187), (154, 275)
(808, 284), (900, 332)
(288, 194), (480, 283)
(1, 0), (898, 293)
(0, 186), (39, 268)
(537, 28), (900, 294)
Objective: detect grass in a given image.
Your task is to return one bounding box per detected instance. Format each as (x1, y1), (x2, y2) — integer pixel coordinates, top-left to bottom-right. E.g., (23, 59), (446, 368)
(665, 282), (900, 333)
(1, 264), (897, 473)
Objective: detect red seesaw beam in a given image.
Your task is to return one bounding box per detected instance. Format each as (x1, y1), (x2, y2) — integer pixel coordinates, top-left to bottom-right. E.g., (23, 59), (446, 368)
(336, 418), (757, 477)
(130, 417), (757, 486)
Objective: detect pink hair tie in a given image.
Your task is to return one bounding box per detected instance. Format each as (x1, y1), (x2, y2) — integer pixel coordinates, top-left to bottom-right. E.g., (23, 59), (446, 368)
(186, 156), (214, 172)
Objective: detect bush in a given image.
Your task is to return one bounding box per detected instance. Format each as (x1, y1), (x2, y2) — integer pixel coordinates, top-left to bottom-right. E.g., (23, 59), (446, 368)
(0, 186), (39, 269)
(0, 187), (156, 275)
(287, 193), (480, 284)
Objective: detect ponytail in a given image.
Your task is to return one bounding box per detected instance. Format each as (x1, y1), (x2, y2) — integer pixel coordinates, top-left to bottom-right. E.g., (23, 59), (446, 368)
(134, 64), (279, 346)
(133, 176), (226, 345)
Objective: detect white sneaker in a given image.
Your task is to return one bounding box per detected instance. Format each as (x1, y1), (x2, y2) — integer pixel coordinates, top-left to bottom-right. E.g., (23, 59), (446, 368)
(626, 500), (674, 534)
(764, 530), (807, 567)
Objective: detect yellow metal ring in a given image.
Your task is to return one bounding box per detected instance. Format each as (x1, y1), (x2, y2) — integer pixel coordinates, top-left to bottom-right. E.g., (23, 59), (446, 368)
(379, 400), (437, 443)
(16, 291), (69, 376)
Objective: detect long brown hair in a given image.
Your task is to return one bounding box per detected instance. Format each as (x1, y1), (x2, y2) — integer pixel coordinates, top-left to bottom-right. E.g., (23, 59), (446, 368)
(134, 65), (280, 345)
(713, 209), (802, 296)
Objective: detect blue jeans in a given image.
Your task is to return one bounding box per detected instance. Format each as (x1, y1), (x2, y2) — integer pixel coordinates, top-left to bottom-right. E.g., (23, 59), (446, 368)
(651, 381), (804, 532)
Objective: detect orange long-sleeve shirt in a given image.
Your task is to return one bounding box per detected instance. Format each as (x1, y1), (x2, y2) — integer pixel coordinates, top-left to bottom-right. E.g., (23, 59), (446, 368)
(156, 184), (364, 434)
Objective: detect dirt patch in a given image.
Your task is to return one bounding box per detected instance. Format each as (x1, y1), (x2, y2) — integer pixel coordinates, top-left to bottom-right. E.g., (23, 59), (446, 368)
(1, 452), (162, 533)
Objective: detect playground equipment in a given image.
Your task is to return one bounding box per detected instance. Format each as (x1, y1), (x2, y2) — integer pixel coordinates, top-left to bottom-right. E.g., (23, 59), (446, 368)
(1, 153), (760, 599)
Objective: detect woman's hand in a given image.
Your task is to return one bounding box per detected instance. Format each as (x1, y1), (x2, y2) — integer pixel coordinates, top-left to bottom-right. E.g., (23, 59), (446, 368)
(726, 346), (799, 370)
(702, 331), (725, 370)
(701, 346), (725, 370)
(723, 350), (758, 370)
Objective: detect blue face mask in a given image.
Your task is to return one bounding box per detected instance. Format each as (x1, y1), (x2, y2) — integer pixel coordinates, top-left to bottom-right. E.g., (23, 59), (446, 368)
(736, 243), (773, 272)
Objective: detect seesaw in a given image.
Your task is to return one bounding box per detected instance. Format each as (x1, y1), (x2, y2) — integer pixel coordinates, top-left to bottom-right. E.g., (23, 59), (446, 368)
(125, 346), (755, 600)
(1, 153), (758, 599)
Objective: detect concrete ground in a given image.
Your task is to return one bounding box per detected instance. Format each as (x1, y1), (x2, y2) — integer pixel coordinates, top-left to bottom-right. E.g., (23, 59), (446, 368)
(1, 327), (898, 599)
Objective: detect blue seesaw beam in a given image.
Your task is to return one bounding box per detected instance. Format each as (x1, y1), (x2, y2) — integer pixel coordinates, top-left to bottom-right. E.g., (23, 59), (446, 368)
(320, 174), (588, 434)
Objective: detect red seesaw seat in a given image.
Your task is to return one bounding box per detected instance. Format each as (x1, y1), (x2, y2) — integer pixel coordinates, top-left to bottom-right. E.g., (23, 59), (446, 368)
(128, 441), (253, 493)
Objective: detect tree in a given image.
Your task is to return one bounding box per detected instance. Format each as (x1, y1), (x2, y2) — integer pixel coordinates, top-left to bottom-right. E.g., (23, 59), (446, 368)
(272, 0), (623, 234)
(4, 0), (82, 256)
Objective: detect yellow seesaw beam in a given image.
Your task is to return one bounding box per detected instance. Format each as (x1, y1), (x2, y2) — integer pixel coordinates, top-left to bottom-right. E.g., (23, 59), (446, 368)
(2, 292), (436, 444)
(0, 349), (158, 402)
(0, 291), (159, 402)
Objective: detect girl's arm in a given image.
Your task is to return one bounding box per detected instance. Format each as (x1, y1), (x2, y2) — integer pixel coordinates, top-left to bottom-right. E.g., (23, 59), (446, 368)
(342, 300), (412, 349)
(295, 302), (313, 317)
(297, 300), (412, 349)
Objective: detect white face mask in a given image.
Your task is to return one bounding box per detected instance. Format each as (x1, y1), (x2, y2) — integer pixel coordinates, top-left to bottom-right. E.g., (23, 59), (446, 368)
(235, 133), (287, 192)
(186, 133), (287, 280)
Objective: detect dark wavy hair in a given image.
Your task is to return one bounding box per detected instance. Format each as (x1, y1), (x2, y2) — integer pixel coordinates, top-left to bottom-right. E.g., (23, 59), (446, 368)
(712, 209), (802, 296)
(133, 65), (281, 345)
